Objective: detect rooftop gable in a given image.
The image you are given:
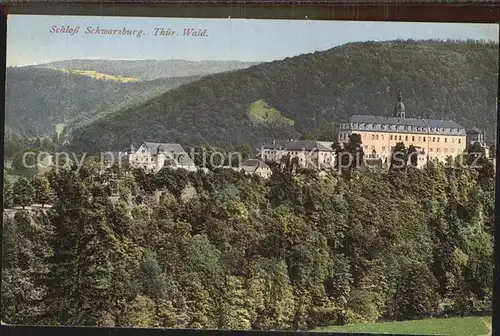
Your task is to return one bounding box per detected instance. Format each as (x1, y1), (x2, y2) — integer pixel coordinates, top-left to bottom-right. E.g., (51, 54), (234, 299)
(140, 142), (196, 166)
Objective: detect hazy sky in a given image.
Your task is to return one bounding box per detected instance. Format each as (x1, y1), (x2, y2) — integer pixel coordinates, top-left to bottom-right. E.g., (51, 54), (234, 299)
(6, 14), (499, 66)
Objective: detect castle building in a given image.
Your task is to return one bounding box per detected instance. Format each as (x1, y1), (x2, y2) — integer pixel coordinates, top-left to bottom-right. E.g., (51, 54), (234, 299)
(259, 140), (335, 169)
(337, 93), (467, 167)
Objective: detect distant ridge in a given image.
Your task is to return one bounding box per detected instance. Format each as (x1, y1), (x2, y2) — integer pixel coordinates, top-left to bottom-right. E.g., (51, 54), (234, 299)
(34, 59), (261, 81)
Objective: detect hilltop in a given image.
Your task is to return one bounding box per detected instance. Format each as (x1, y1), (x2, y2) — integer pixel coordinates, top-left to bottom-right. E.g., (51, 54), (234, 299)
(36, 59), (260, 81)
(44, 68), (141, 83)
(67, 39), (499, 153)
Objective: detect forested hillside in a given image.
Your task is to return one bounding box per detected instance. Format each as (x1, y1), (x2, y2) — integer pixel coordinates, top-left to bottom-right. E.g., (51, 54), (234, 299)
(5, 66), (201, 137)
(3, 126), (31, 159)
(37, 59), (260, 81)
(68, 39), (498, 154)
(2, 149), (494, 329)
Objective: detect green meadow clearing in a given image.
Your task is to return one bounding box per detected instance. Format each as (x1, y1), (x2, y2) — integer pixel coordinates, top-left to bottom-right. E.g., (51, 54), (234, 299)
(247, 99), (295, 126)
(313, 316), (492, 336)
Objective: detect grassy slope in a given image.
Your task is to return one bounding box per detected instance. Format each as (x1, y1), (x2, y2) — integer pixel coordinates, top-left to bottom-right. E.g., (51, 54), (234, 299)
(248, 100), (295, 126)
(313, 316), (492, 336)
(49, 68), (139, 82)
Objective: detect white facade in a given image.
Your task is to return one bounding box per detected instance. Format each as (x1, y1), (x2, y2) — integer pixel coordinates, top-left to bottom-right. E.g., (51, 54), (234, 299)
(128, 142), (197, 173)
(240, 159), (273, 178)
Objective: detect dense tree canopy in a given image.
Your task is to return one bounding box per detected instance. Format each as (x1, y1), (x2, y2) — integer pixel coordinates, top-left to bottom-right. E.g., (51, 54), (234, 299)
(1, 145), (494, 329)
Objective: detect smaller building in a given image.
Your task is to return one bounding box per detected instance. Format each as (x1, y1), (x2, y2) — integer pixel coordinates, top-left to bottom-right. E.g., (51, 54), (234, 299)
(240, 159), (272, 178)
(466, 127), (490, 158)
(260, 140), (335, 170)
(127, 142), (197, 173)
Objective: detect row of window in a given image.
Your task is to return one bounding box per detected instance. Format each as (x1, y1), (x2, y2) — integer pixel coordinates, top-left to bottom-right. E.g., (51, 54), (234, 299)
(263, 150), (332, 156)
(365, 145), (458, 154)
(366, 154), (442, 162)
(295, 157), (332, 163)
(340, 132), (463, 145)
(388, 134), (461, 144)
(140, 149), (177, 155)
(342, 122), (462, 133)
(136, 157), (155, 162)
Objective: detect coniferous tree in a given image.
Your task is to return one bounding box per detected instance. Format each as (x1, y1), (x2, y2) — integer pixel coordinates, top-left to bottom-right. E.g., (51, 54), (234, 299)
(13, 177), (35, 209)
(31, 174), (54, 207)
(407, 145), (418, 168)
(139, 251), (167, 300)
(333, 134), (364, 178)
(4, 177), (14, 208)
(489, 144), (496, 158)
(346, 134), (364, 169)
(43, 168), (116, 325)
(33, 137), (42, 148)
(390, 142), (407, 171)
